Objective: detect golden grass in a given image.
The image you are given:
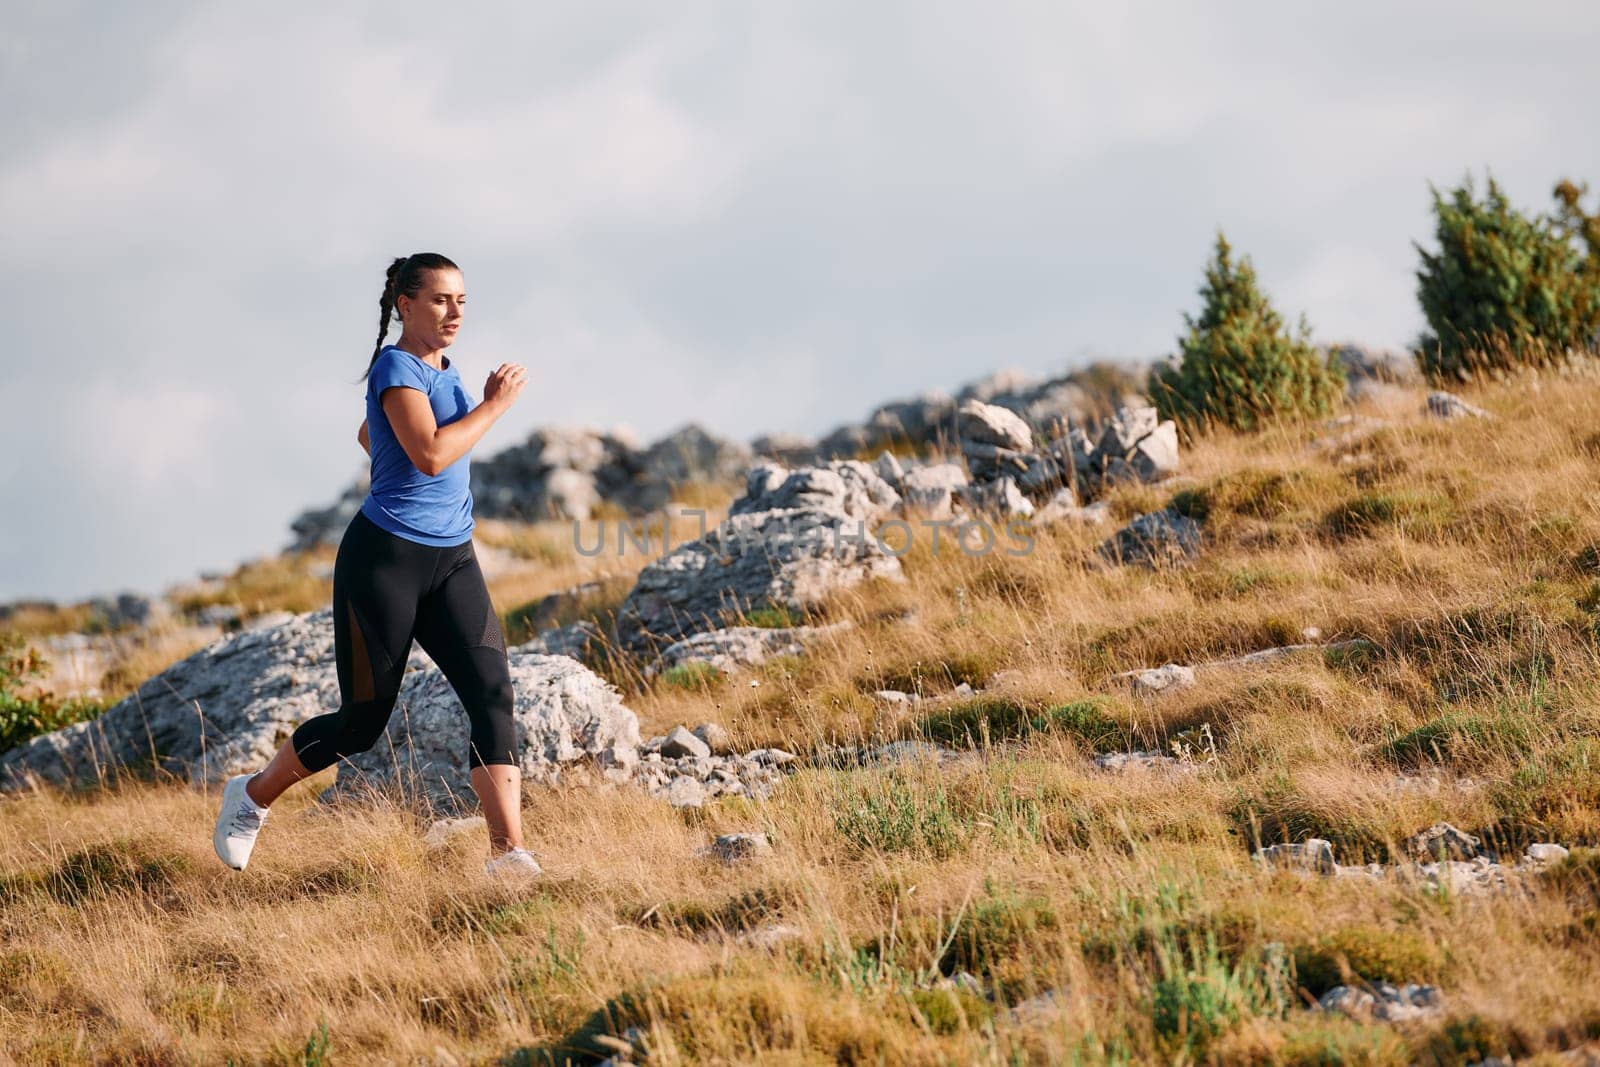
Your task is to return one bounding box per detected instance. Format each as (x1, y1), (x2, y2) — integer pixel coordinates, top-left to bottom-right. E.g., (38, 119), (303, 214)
(6, 369), (1600, 1062)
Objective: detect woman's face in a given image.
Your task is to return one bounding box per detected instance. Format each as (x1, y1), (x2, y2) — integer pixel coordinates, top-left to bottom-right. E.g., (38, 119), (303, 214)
(397, 268), (465, 349)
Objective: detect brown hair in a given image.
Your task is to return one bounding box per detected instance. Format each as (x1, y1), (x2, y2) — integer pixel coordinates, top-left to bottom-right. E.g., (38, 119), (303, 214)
(360, 252), (460, 382)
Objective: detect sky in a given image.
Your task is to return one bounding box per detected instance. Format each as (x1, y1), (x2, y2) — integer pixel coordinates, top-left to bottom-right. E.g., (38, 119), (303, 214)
(2, 2), (1598, 604)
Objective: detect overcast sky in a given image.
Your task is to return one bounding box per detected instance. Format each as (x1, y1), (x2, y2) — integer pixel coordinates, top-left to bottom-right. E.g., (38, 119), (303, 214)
(2, 2), (1597, 604)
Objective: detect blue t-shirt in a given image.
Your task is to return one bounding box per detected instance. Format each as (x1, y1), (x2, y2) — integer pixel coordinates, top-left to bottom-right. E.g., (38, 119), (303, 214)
(360, 345), (477, 546)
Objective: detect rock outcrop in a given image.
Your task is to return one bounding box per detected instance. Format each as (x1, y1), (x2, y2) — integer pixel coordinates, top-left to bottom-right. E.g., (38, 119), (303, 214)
(611, 461), (904, 657)
(0, 609), (349, 791)
(324, 650), (641, 814)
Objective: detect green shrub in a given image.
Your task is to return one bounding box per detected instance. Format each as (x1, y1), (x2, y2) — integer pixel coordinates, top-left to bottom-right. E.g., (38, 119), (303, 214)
(1321, 490), (1454, 541)
(741, 604), (798, 629)
(1152, 233), (1345, 433)
(904, 987), (994, 1034)
(1292, 926), (1446, 998)
(659, 662), (721, 690)
(1415, 171), (1600, 381)
(833, 774), (964, 857)
(0, 630), (109, 755)
(920, 697), (1121, 751)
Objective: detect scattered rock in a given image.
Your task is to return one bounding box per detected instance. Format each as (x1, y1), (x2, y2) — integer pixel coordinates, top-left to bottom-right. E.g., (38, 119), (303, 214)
(1093, 750), (1184, 774)
(1034, 491), (1111, 526)
(701, 832), (773, 865)
(1319, 982), (1443, 1023)
(956, 475), (1035, 518)
(660, 726), (711, 760)
(1325, 343), (1420, 384)
(1097, 509), (1202, 568)
(692, 722), (734, 756)
(957, 399), (1035, 482)
(1405, 822), (1483, 861)
(1114, 663), (1196, 696)
(658, 776), (708, 809)
(1084, 404), (1180, 489)
(1426, 391), (1489, 419)
(1527, 842), (1570, 864)
(866, 740), (963, 766)
(0, 609), (346, 791)
(1255, 839), (1338, 876)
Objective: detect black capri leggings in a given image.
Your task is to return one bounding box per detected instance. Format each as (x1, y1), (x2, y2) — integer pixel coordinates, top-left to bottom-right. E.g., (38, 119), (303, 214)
(291, 509), (516, 774)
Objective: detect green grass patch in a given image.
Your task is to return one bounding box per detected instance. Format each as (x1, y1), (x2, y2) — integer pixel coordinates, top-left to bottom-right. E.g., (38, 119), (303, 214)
(1321, 490), (1454, 541)
(1291, 926), (1447, 998)
(920, 697), (1123, 751)
(659, 662), (722, 690)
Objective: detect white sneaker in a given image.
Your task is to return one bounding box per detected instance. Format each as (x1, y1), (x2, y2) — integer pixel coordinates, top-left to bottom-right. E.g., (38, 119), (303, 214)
(484, 847), (542, 880)
(213, 773), (270, 870)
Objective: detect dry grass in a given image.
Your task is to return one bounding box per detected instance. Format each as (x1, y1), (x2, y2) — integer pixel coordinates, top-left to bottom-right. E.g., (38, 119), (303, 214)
(6, 369), (1600, 1063)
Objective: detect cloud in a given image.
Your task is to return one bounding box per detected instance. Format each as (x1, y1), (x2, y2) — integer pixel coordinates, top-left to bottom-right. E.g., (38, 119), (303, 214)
(2, 1), (1599, 601)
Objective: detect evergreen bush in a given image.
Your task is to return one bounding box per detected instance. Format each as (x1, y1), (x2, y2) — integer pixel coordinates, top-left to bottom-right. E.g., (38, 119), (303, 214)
(1415, 171), (1600, 380)
(1152, 233), (1344, 433)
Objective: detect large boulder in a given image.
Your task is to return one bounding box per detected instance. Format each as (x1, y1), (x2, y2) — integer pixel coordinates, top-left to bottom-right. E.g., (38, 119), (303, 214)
(0, 609), (350, 791)
(640, 423), (754, 487)
(613, 461), (904, 656)
(324, 650), (641, 815)
(957, 399), (1035, 483)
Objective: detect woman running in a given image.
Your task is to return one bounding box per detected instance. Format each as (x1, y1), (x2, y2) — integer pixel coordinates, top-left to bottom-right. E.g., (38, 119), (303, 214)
(212, 252), (538, 879)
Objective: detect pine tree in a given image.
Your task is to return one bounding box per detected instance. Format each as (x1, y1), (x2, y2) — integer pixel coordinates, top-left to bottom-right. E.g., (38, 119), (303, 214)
(1151, 233), (1344, 434)
(1415, 171), (1600, 380)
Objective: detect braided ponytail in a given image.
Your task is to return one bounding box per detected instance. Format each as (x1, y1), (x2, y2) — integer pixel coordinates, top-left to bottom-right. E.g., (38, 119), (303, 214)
(359, 252), (461, 383)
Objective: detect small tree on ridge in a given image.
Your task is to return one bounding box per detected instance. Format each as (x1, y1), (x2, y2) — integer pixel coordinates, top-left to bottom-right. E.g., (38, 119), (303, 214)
(1152, 233), (1344, 434)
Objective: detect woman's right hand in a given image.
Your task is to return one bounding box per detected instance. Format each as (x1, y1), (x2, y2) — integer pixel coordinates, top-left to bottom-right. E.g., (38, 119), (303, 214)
(483, 363), (528, 412)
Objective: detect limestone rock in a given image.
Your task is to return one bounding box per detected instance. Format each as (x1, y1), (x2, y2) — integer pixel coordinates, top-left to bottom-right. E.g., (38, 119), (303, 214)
(514, 620), (601, 663)
(424, 816), (486, 850)
(957, 476), (1034, 518)
(701, 832), (773, 865)
(1114, 663), (1196, 696)
(0, 608), (345, 792)
(1405, 822), (1483, 861)
(1093, 751), (1182, 773)
(692, 722), (734, 756)
(1527, 842), (1569, 864)
(325, 650), (641, 816)
(660, 726), (710, 760)
(1319, 983), (1442, 1023)
(1098, 509), (1202, 568)
(613, 462), (903, 656)
(957, 399), (1035, 482)
(898, 463), (969, 520)
(644, 621), (853, 678)
(1255, 839), (1337, 876)
(1426, 391), (1489, 419)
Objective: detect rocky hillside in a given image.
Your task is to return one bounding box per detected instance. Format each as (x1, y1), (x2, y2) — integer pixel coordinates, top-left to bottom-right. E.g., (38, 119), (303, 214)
(7, 346), (1600, 1065)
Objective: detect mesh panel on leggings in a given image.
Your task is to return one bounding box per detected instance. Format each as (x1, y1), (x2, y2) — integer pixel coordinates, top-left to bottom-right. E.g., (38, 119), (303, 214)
(348, 600), (376, 702)
(480, 606), (506, 653)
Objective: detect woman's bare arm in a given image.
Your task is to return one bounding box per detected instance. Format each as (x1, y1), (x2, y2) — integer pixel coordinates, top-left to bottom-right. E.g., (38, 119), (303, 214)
(378, 363), (525, 476)
(357, 419), (370, 456)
